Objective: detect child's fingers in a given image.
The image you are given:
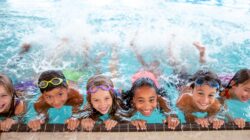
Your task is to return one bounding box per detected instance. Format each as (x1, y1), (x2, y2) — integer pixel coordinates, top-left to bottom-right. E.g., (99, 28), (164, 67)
(203, 119), (209, 128)
(33, 121), (41, 131)
(82, 119), (94, 131)
(240, 119), (245, 128)
(131, 121), (140, 130)
(213, 120), (224, 129)
(29, 120), (41, 131)
(4, 121), (12, 131)
(168, 117), (179, 130)
(106, 120), (117, 131)
(235, 119), (245, 128)
(67, 119), (79, 130)
(212, 121), (219, 129)
(138, 121), (146, 130)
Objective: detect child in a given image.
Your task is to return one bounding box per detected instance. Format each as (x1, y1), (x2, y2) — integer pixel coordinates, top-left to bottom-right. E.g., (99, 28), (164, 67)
(0, 73), (25, 131)
(122, 73), (180, 130)
(176, 70), (224, 129)
(219, 68), (250, 128)
(81, 75), (124, 131)
(27, 70), (83, 131)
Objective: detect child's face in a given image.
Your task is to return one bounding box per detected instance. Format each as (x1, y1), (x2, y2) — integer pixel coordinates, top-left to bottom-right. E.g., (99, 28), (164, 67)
(232, 80), (250, 102)
(192, 85), (217, 110)
(42, 87), (68, 109)
(0, 85), (12, 113)
(133, 86), (157, 116)
(90, 89), (113, 115)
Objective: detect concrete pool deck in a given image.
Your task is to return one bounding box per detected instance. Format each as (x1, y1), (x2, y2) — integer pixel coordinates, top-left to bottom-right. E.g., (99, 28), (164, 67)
(1, 131), (250, 140)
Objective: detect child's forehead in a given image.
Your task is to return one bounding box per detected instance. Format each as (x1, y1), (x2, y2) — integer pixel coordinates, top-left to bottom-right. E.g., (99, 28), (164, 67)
(91, 90), (111, 98)
(135, 86), (156, 94)
(43, 87), (67, 95)
(194, 85), (217, 92)
(0, 86), (9, 94)
(134, 87), (157, 97)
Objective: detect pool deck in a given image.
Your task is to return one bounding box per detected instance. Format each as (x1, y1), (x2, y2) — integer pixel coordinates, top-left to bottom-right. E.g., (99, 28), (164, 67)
(1, 131), (250, 140)
(1, 123), (249, 140)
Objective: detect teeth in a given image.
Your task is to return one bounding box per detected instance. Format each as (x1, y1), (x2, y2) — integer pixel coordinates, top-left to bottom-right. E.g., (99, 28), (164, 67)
(0, 104), (5, 109)
(143, 110), (151, 113)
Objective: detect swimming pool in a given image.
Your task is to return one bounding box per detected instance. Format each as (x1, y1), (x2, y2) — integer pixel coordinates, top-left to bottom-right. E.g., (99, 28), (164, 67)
(0, 0), (249, 130)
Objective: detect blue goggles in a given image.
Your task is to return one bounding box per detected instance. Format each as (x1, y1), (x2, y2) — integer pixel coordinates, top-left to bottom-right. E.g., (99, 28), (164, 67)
(194, 78), (220, 90)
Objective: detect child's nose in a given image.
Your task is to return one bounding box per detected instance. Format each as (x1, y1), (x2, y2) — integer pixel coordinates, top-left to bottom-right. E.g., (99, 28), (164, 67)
(201, 97), (209, 104)
(99, 100), (106, 106)
(144, 102), (152, 109)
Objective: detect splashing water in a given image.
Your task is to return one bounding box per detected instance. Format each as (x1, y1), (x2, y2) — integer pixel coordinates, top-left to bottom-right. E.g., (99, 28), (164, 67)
(0, 0), (249, 124)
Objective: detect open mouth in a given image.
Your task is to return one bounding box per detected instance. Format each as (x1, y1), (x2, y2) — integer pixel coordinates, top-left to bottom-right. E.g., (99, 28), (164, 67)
(241, 97), (249, 102)
(141, 109), (152, 116)
(53, 104), (63, 109)
(198, 102), (209, 109)
(99, 107), (109, 114)
(0, 104), (6, 110)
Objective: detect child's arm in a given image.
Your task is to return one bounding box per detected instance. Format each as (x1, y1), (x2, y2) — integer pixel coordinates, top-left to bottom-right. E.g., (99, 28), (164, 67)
(28, 97), (49, 131)
(176, 93), (196, 122)
(67, 88), (83, 115)
(207, 100), (225, 129)
(34, 96), (50, 116)
(158, 95), (180, 129)
(65, 88), (83, 130)
(14, 100), (26, 116)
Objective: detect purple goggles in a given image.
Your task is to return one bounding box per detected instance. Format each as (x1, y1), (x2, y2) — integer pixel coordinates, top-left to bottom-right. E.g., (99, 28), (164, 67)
(87, 85), (114, 94)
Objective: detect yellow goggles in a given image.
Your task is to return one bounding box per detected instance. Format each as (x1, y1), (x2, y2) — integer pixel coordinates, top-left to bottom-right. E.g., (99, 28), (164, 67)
(38, 78), (65, 89)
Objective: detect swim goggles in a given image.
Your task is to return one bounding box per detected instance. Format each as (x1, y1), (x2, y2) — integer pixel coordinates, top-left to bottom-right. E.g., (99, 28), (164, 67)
(194, 77), (220, 90)
(38, 77), (65, 89)
(87, 84), (114, 94)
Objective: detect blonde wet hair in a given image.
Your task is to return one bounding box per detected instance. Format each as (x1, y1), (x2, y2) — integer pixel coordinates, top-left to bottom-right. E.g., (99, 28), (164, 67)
(0, 73), (15, 96)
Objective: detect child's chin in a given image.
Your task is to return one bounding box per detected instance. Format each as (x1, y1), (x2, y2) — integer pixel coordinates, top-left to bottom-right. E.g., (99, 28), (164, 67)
(53, 105), (63, 109)
(141, 112), (152, 116)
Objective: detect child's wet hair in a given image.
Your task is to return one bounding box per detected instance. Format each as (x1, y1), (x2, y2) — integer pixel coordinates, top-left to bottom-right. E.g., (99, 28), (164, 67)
(86, 75), (114, 90)
(38, 70), (67, 93)
(86, 75), (120, 120)
(0, 73), (15, 96)
(122, 77), (167, 111)
(189, 70), (221, 89)
(228, 68), (250, 87)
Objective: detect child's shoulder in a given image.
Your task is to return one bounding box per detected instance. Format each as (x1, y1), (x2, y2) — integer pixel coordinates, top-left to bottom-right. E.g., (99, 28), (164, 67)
(176, 93), (192, 106)
(68, 88), (82, 97)
(14, 100), (25, 115)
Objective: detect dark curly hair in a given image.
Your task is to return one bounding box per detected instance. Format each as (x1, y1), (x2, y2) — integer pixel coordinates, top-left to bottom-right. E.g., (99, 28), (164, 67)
(122, 77), (171, 117)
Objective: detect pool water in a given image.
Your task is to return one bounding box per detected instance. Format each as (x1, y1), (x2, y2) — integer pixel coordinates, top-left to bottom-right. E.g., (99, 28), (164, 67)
(0, 0), (249, 124)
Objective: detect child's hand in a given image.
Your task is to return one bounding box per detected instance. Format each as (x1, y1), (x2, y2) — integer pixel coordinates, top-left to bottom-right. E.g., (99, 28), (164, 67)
(164, 116), (179, 130)
(210, 119), (224, 129)
(0, 118), (17, 131)
(81, 118), (95, 131)
(131, 120), (147, 130)
(195, 118), (209, 128)
(234, 118), (245, 128)
(66, 117), (79, 131)
(27, 119), (44, 131)
(104, 119), (117, 131)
